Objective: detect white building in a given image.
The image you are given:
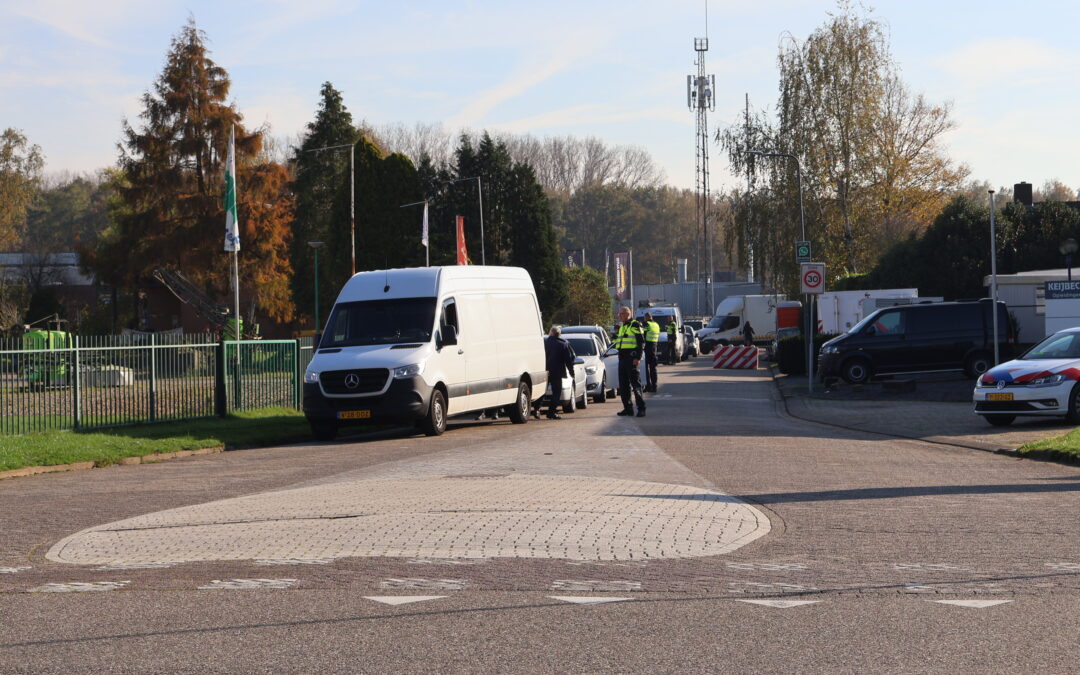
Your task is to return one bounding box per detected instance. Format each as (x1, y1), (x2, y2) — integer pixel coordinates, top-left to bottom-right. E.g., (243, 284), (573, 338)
(983, 268), (1080, 344)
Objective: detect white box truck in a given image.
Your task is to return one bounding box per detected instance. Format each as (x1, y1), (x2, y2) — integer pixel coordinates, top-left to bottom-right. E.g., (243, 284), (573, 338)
(303, 266), (547, 440)
(697, 295), (801, 352)
(817, 289), (919, 334)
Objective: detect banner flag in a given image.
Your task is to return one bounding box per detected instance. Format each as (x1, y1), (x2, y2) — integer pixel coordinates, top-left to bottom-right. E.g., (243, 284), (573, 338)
(456, 215), (469, 265)
(224, 125), (240, 252)
(421, 202), (429, 249)
(614, 251), (631, 300)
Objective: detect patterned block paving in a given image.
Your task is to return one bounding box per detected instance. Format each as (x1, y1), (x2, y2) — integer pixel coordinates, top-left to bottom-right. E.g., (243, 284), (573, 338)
(46, 475), (770, 565)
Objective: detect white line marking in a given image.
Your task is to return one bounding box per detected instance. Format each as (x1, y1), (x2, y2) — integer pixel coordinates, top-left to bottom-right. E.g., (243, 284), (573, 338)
(198, 578), (298, 590)
(380, 578), (465, 591)
(931, 599), (1013, 609)
(253, 558), (334, 566)
(549, 596), (633, 605)
(552, 580), (642, 592)
(363, 596), (447, 606)
(94, 562), (176, 570)
(30, 581), (129, 593)
(737, 599), (821, 608)
(0, 567), (31, 574)
(1046, 562), (1080, 571)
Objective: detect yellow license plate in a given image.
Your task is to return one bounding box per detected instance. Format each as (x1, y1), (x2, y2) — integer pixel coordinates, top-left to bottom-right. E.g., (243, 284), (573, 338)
(338, 410), (372, 419)
(987, 393), (1013, 402)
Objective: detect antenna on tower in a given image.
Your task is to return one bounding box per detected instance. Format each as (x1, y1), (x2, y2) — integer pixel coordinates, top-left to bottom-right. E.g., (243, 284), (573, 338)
(686, 5), (716, 316)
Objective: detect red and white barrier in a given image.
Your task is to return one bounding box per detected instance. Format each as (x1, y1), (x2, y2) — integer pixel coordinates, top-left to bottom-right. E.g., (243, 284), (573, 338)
(712, 345), (759, 369)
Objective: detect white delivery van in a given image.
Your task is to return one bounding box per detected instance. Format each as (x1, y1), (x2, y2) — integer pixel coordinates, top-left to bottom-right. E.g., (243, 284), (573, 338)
(635, 303), (684, 362)
(303, 266), (547, 440)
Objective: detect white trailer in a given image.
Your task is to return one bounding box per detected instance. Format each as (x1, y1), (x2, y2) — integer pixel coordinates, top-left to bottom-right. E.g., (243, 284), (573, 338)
(817, 289), (918, 334)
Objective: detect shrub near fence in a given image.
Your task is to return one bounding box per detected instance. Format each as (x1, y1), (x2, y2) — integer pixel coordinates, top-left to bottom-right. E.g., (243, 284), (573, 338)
(0, 334), (310, 437)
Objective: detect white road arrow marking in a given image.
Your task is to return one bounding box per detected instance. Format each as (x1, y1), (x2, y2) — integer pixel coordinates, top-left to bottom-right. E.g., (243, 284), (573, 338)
(363, 596), (447, 606)
(931, 599), (1013, 609)
(30, 581), (129, 593)
(737, 599), (821, 608)
(548, 596), (632, 605)
(198, 578), (297, 590)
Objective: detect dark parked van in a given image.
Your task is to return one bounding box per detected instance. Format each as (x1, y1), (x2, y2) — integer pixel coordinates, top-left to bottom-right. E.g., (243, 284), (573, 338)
(818, 300), (1011, 384)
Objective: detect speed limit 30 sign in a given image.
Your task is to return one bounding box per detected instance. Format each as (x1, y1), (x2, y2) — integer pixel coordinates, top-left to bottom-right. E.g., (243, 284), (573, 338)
(800, 262), (825, 294)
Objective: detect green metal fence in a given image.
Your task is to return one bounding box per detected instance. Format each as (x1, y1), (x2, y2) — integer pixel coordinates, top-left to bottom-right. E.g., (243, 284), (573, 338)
(0, 334), (310, 436)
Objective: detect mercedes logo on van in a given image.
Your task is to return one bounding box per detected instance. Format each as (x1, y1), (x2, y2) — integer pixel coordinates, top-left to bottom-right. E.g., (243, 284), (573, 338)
(344, 373), (361, 389)
(996, 380), (1006, 390)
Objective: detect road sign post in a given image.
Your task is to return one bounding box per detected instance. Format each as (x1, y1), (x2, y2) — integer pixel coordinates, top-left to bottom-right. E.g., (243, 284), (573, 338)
(800, 262), (825, 394)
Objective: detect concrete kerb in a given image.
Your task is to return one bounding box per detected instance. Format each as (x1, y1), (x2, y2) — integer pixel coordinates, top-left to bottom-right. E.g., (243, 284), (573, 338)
(0, 447), (226, 481)
(766, 363), (1026, 459)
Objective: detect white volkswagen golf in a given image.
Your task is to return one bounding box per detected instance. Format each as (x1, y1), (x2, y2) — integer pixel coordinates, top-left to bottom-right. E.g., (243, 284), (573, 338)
(973, 327), (1080, 426)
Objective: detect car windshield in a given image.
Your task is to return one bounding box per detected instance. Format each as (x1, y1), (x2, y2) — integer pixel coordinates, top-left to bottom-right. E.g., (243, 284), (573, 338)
(1020, 332), (1080, 360)
(321, 297), (436, 348)
(565, 337), (597, 356)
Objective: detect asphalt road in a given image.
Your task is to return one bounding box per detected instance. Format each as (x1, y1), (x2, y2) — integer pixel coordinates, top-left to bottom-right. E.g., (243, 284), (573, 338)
(2, 358), (1079, 673)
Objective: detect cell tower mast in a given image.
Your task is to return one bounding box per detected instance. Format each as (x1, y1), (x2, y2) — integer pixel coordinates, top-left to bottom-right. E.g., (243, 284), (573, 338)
(687, 34), (715, 315)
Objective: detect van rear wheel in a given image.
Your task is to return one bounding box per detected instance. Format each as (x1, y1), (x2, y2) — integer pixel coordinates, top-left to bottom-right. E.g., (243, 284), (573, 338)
(964, 352), (992, 378)
(508, 380), (531, 424)
(420, 389), (447, 436)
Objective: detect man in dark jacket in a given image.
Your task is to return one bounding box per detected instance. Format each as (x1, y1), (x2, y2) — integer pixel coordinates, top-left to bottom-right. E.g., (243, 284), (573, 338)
(742, 321), (754, 347)
(543, 326), (576, 419)
(613, 306), (646, 417)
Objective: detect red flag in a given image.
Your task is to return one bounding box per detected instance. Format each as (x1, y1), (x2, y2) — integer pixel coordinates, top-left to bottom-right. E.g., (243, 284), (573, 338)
(456, 215), (469, 265)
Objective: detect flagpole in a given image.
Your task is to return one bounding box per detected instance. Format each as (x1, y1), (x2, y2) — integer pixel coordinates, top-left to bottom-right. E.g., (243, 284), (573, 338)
(225, 123), (242, 339)
(232, 250), (240, 338)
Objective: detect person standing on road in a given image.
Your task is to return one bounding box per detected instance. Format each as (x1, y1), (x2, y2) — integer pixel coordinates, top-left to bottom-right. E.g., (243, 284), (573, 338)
(665, 320), (678, 365)
(543, 326), (576, 420)
(642, 312), (660, 393)
(742, 321), (754, 347)
(614, 306), (646, 417)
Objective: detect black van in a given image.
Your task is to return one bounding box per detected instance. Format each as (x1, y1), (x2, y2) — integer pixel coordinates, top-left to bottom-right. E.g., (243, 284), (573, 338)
(818, 300), (1011, 384)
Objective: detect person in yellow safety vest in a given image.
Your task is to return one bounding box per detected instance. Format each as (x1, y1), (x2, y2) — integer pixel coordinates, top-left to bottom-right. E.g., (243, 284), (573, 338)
(614, 305), (646, 417)
(642, 312), (660, 393)
(665, 320), (678, 364)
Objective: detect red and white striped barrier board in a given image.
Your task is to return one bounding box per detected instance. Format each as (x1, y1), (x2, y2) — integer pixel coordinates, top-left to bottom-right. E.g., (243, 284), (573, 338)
(712, 345), (759, 369)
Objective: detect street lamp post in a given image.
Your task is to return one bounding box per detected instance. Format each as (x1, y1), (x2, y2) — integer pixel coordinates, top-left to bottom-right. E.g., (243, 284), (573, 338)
(448, 176), (485, 265)
(747, 149), (811, 392)
(305, 143), (356, 275)
(308, 240), (325, 332)
(1060, 238), (1078, 282)
(989, 190), (1000, 365)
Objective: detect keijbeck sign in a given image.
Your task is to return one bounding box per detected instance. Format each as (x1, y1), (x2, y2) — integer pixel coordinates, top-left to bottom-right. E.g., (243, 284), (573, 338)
(1044, 281), (1080, 300)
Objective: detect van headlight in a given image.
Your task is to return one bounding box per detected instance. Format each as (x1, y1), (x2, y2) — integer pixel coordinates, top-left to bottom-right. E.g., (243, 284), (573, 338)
(1027, 373), (1066, 387)
(304, 370), (319, 384)
(821, 345), (838, 354)
(393, 363), (424, 379)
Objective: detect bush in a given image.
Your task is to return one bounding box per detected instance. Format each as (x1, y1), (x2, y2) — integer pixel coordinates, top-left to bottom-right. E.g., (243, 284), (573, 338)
(776, 333), (839, 375)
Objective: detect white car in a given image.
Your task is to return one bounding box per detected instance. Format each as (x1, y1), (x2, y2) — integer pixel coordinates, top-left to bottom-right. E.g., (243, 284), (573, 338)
(543, 356), (589, 414)
(561, 325), (612, 352)
(973, 327), (1080, 426)
(564, 334), (612, 403)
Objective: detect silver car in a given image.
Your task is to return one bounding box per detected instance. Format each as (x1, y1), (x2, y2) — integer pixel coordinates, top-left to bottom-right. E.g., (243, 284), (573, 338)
(564, 334), (612, 403)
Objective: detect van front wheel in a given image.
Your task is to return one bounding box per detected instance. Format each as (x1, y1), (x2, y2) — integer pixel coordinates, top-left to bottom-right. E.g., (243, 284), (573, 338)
(508, 380), (531, 424)
(841, 358), (871, 385)
(420, 389), (447, 436)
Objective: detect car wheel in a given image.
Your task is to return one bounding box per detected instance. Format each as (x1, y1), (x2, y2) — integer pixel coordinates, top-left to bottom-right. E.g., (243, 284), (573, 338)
(1066, 382), (1080, 424)
(563, 384), (576, 414)
(420, 388), (447, 436)
(594, 375), (607, 403)
(984, 414), (1015, 427)
(508, 380), (531, 424)
(964, 352), (992, 378)
(578, 383), (588, 409)
(310, 421), (338, 441)
(841, 357), (871, 385)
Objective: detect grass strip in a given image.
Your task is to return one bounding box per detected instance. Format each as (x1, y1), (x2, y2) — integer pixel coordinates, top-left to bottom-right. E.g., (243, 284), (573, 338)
(1017, 428), (1080, 464)
(0, 407), (314, 472)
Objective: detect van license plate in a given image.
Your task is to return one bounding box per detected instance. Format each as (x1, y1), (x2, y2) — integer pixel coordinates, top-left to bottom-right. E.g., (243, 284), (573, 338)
(338, 410), (371, 419)
(987, 393), (1013, 402)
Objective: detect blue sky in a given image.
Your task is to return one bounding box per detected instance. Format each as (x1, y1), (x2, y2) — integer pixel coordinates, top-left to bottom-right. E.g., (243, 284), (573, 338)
(3, 0), (1079, 192)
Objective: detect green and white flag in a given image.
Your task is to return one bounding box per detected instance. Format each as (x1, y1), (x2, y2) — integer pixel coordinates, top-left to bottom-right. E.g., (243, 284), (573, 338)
(224, 125), (240, 252)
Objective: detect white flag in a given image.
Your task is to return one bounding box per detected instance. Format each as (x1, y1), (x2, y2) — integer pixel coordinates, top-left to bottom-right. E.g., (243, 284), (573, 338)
(224, 125), (240, 252)
(421, 201), (429, 248)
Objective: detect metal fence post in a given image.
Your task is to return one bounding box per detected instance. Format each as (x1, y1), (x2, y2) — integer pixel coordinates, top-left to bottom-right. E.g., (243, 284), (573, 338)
(72, 335), (81, 429)
(293, 339), (301, 410)
(215, 339), (226, 417)
(149, 333), (157, 422)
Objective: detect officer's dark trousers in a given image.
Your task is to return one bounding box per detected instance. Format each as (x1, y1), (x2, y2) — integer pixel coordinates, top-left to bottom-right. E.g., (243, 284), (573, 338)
(643, 343), (658, 389)
(618, 356), (646, 412)
(547, 372), (563, 416)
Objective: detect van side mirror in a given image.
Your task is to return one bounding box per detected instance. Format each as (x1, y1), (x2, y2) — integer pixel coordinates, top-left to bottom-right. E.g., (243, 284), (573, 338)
(441, 325), (458, 347)
(864, 325), (876, 337)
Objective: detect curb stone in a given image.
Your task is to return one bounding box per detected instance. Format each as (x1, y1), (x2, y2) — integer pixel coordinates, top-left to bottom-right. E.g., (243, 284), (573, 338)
(0, 446), (224, 481)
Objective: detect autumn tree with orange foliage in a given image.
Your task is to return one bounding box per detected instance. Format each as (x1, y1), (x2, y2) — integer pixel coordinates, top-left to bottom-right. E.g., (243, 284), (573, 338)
(87, 19), (295, 326)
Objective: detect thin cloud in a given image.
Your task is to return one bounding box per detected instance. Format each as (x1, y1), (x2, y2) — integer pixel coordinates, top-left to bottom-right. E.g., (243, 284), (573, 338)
(937, 37), (1076, 83)
(492, 104), (687, 134)
(5, 0), (147, 51)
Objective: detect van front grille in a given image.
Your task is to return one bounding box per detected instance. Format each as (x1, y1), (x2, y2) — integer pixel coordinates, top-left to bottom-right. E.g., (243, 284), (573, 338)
(321, 368), (389, 395)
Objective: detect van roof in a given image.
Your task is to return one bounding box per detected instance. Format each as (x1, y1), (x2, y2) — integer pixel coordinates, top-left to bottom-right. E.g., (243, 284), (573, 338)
(335, 266), (534, 303)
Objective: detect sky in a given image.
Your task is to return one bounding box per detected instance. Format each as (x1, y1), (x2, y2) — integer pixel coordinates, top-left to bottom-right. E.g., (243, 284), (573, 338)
(3, 0), (1080, 194)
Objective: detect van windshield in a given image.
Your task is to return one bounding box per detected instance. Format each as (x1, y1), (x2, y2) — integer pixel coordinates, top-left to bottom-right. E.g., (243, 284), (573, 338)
(321, 298), (436, 348)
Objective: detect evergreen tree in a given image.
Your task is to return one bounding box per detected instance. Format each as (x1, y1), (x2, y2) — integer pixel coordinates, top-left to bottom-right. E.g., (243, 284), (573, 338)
(290, 82), (359, 328)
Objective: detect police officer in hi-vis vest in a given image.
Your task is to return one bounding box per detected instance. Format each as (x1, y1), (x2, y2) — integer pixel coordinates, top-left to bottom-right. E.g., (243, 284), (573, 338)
(665, 319), (678, 364)
(642, 312), (660, 393)
(614, 306), (646, 417)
